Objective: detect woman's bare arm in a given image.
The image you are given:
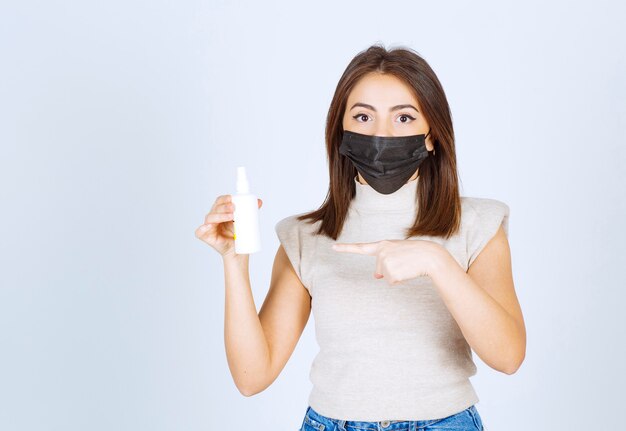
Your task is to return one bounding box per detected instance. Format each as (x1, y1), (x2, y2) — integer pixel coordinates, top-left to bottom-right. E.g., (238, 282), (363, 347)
(223, 244), (311, 396)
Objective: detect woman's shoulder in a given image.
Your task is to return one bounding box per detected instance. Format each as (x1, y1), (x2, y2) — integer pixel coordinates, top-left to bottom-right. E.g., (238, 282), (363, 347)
(274, 211), (321, 238)
(460, 196), (510, 221)
(460, 196), (511, 267)
(273, 211), (321, 288)
(460, 195), (510, 240)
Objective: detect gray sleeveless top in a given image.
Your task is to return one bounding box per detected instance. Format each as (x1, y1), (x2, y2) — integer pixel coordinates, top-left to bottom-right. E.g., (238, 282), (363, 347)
(275, 175), (510, 421)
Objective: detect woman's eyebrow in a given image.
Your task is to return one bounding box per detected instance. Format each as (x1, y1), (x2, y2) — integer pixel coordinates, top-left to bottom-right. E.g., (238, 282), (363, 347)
(350, 102), (419, 112)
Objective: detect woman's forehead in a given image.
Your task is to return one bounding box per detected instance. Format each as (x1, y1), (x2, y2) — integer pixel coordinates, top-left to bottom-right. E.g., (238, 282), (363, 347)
(348, 73), (419, 109)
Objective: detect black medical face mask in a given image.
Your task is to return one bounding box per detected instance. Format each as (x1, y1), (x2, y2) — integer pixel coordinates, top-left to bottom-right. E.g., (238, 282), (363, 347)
(339, 129), (431, 195)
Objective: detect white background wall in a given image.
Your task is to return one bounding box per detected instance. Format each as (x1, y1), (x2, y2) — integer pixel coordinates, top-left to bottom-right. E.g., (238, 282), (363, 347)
(1, 1), (624, 430)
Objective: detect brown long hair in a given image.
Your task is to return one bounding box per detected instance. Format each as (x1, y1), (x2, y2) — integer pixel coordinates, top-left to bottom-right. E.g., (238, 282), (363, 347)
(297, 43), (462, 240)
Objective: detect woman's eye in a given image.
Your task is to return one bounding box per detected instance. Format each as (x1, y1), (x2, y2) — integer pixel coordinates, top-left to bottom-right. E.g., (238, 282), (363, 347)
(397, 114), (416, 123)
(352, 113), (370, 122)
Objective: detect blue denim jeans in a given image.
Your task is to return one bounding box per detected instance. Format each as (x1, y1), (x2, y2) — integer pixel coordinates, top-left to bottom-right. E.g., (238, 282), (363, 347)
(299, 405), (484, 431)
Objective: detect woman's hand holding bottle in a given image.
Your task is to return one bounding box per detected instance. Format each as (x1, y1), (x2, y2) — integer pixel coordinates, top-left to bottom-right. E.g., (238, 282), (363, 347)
(195, 194), (263, 260)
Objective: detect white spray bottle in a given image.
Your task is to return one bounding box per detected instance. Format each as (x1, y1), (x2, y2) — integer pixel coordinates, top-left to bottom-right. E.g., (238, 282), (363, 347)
(232, 166), (261, 254)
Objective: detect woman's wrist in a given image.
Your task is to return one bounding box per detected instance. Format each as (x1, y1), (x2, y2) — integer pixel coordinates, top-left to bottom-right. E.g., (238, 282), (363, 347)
(222, 251), (249, 269)
(427, 243), (455, 280)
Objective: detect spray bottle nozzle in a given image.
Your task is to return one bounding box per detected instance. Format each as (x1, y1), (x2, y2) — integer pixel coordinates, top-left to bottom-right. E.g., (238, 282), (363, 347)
(236, 166), (250, 194)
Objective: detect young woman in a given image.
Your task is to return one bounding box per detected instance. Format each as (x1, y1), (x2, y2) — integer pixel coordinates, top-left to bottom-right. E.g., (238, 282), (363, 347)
(195, 44), (526, 431)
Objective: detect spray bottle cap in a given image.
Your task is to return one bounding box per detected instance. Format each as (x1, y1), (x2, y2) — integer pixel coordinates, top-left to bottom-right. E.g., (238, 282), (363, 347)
(236, 166), (250, 194)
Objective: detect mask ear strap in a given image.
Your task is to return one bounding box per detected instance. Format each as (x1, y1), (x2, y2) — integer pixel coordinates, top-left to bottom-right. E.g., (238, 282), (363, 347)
(425, 128), (436, 156)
